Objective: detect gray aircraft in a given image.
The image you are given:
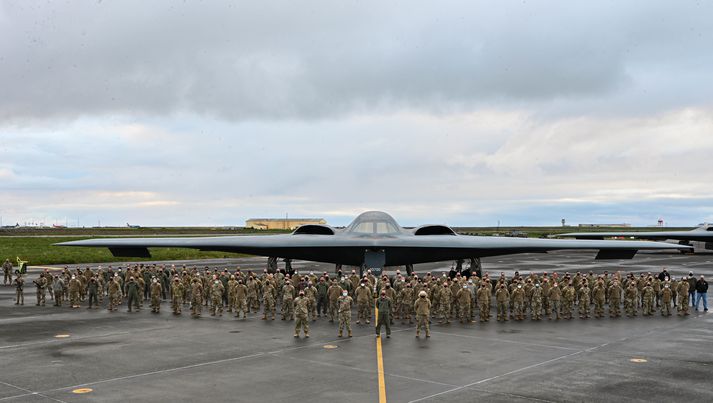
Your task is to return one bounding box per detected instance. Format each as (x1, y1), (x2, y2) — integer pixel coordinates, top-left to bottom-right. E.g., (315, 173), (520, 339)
(559, 223), (713, 251)
(57, 211), (690, 276)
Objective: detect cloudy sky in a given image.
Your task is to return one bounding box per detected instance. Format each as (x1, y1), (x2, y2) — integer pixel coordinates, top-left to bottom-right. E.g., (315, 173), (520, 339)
(1, 1), (712, 228)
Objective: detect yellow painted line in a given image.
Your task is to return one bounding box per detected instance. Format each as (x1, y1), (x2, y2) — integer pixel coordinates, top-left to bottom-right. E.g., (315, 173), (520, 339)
(54, 334), (70, 339)
(375, 305), (387, 403)
(72, 388), (93, 394)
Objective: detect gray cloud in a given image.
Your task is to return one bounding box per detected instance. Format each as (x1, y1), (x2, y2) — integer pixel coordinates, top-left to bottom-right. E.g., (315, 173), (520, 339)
(2, 1), (712, 123)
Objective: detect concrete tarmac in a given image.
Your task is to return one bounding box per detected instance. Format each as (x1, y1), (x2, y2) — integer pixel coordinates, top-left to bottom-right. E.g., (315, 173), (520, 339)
(1, 250), (711, 402)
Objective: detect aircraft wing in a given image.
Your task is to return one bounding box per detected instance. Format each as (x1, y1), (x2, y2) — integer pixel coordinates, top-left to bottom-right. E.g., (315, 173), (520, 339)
(558, 230), (707, 241)
(56, 234), (691, 267)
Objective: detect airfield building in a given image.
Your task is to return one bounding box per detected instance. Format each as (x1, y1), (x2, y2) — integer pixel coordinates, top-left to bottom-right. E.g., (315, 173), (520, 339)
(246, 218), (327, 230)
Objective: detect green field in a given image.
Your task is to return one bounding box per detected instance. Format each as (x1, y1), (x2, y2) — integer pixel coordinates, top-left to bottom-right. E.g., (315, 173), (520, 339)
(0, 236), (256, 266)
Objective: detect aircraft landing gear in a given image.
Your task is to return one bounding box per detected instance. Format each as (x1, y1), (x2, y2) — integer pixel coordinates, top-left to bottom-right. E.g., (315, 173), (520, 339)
(405, 264), (414, 276)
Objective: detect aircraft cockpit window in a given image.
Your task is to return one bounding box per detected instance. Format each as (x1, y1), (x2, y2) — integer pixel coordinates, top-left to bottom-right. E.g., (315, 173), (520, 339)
(351, 221), (400, 234)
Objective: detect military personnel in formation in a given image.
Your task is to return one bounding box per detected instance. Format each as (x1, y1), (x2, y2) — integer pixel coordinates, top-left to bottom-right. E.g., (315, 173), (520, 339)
(399, 283), (414, 324)
(126, 277), (141, 313)
(495, 283), (509, 321)
(170, 277), (183, 314)
(642, 282), (655, 316)
(562, 282), (575, 320)
(52, 275), (65, 307)
(68, 275), (81, 308)
(150, 278), (163, 313)
(282, 280), (296, 320)
(456, 285), (472, 324)
(108, 275), (122, 311)
(315, 277), (329, 318)
(414, 290), (431, 337)
(439, 281), (452, 324)
(375, 291), (393, 338)
(14, 274), (24, 305)
(191, 278), (204, 318)
(592, 280), (606, 318)
(608, 280), (622, 318)
(33, 273), (47, 306)
(337, 290), (353, 337)
(512, 284), (525, 321)
(234, 279), (248, 319)
(624, 281), (638, 317)
(246, 277), (259, 313)
(227, 275), (238, 313)
(661, 283), (673, 316)
(677, 277), (690, 316)
(3, 259), (13, 285)
(261, 280), (276, 320)
(355, 282), (372, 324)
(304, 281), (318, 321)
(477, 283), (491, 322)
(531, 283), (543, 320)
(211, 279), (224, 316)
(327, 280), (342, 323)
(87, 277), (99, 309)
(548, 282), (561, 320)
(578, 280), (591, 319)
(294, 290), (310, 338)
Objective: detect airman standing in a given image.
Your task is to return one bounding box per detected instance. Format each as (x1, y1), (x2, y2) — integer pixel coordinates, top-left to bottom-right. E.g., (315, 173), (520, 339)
(150, 278), (162, 313)
(294, 291), (310, 338)
(414, 291), (431, 338)
(337, 290), (353, 337)
(171, 277), (184, 314)
(355, 283), (372, 324)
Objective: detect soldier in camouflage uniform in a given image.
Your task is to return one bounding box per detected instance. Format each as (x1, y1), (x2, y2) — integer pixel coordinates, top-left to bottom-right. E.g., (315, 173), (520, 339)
(624, 281), (638, 317)
(531, 283), (543, 320)
(68, 275), (81, 308)
(414, 291), (431, 337)
(34, 273), (47, 306)
(548, 282), (561, 320)
(562, 282), (575, 320)
(337, 290), (353, 337)
(456, 284), (472, 323)
(211, 279), (224, 316)
(282, 280), (296, 320)
(592, 280), (606, 318)
(399, 283), (414, 324)
(677, 277), (690, 316)
(578, 280), (591, 319)
(327, 280), (342, 323)
(171, 277), (184, 314)
(477, 283), (491, 322)
(439, 282), (452, 324)
(512, 284), (525, 321)
(294, 291), (310, 338)
(191, 278), (203, 318)
(495, 283), (509, 321)
(608, 280), (622, 318)
(150, 278), (162, 313)
(642, 282), (655, 316)
(234, 279), (248, 319)
(661, 283), (672, 316)
(262, 280), (276, 320)
(247, 277), (259, 313)
(355, 283), (372, 324)
(108, 275), (122, 311)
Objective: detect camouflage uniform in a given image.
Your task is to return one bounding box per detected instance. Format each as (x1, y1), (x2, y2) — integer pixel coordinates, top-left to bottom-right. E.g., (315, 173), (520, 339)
(578, 285), (590, 319)
(337, 294), (353, 337)
(642, 284), (655, 316)
(262, 282), (276, 320)
(439, 285), (452, 323)
(548, 284), (561, 320)
(495, 285), (509, 321)
(661, 285), (672, 316)
(399, 285), (414, 324)
(477, 284), (491, 322)
(14, 276), (24, 305)
(562, 284), (575, 320)
(171, 278), (184, 314)
(355, 284), (372, 324)
(413, 293), (431, 337)
(608, 281), (622, 318)
(677, 280), (690, 315)
(592, 282), (606, 318)
(531, 285), (543, 320)
(150, 280), (162, 313)
(211, 280), (224, 316)
(624, 283), (638, 317)
(191, 280), (203, 317)
(234, 282), (248, 318)
(294, 295), (310, 337)
(282, 282), (296, 320)
(456, 286), (472, 323)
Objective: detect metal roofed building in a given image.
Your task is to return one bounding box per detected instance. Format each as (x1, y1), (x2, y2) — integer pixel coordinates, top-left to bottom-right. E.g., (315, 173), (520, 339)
(246, 218), (327, 230)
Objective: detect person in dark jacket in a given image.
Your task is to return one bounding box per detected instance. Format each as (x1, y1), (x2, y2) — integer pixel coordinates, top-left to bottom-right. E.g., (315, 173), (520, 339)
(695, 275), (708, 312)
